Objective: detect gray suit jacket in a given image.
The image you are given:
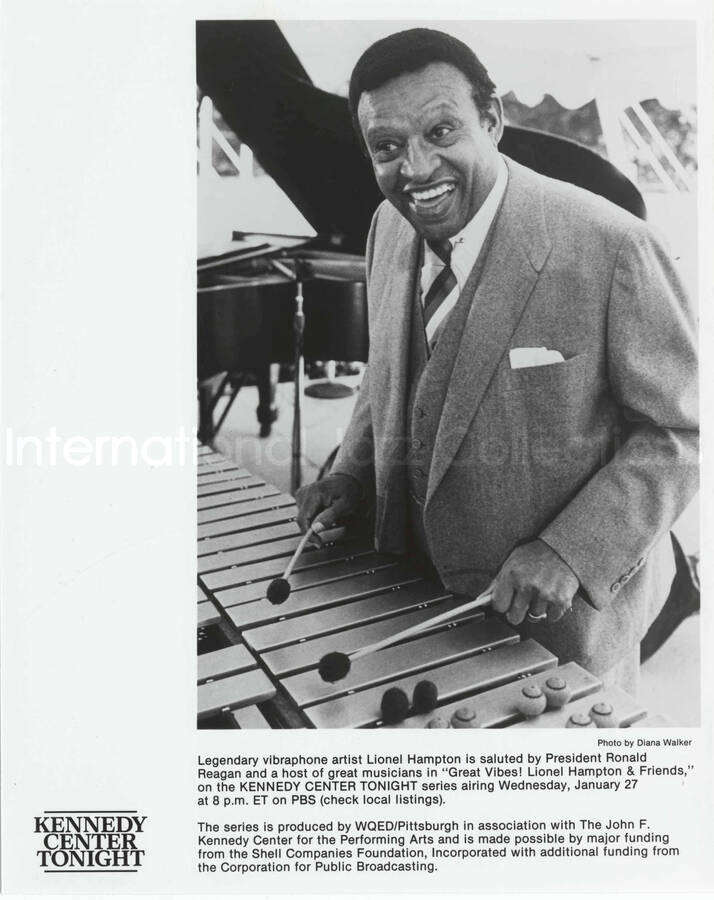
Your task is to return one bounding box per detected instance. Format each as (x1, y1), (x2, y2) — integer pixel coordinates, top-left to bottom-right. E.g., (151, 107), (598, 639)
(333, 156), (698, 674)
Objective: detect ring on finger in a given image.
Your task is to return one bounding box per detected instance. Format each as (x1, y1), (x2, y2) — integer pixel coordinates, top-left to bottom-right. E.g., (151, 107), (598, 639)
(526, 611), (548, 622)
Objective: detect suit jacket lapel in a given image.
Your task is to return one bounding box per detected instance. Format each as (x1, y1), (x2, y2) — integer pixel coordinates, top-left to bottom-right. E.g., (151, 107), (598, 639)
(369, 215), (420, 497)
(426, 158), (553, 505)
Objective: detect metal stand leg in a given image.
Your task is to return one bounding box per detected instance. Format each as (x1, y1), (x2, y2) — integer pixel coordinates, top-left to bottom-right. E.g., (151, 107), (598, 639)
(256, 363), (279, 437)
(304, 360), (356, 399)
(198, 381), (215, 445)
(291, 265), (305, 495)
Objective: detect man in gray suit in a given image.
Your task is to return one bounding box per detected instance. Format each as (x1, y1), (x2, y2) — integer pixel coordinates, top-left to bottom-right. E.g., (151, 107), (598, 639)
(296, 29), (698, 687)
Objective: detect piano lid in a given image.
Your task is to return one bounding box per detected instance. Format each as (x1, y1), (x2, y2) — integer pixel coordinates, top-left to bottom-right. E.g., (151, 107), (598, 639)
(196, 21), (645, 255)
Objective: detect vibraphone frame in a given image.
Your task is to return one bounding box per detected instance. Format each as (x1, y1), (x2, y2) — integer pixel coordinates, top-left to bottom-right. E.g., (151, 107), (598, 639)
(196, 446), (653, 729)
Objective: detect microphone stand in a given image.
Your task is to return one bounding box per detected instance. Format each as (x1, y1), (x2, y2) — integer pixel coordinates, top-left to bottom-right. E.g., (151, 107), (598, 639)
(269, 257), (308, 495)
(291, 259), (306, 495)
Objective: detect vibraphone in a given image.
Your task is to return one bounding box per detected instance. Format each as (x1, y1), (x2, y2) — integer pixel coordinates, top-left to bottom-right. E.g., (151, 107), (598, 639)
(197, 446), (658, 729)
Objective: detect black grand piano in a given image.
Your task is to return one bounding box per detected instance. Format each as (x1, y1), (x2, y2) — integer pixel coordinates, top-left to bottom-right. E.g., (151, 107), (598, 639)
(196, 20), (646, 443)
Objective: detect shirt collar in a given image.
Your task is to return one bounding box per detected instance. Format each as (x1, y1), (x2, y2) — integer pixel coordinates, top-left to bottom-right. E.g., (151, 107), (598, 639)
(423, 154), (509, 290)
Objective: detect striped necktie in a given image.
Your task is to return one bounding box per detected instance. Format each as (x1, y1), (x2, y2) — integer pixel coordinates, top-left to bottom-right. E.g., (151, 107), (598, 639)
(423, 239), (458, 348)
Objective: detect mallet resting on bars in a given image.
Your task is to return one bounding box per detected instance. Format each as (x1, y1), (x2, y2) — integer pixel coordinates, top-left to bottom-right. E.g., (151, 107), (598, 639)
(318, 586), (494, 682)
(266, 522), (324, 605)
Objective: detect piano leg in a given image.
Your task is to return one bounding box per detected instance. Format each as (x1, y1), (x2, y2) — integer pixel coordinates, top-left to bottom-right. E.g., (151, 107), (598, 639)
(198, 365), (278, 443)
(198, 379), (218, 445)
(198, 373), (245, 444)
(256, 363), (279, 438)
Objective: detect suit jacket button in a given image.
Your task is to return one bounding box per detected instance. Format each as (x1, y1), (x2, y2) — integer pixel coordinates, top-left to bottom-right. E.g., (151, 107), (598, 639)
(412, 438), (423, 450)
(415, 406), (425, 418)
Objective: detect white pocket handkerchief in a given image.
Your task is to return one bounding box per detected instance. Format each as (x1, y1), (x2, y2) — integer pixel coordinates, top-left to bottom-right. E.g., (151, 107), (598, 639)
(509, 347), (565, 369)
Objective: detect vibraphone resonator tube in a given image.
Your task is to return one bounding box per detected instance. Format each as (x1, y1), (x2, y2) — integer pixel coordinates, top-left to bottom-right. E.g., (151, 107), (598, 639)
(590, 701), (618, 728)
(566, 712), (597, 728)
(515, 684), (547, 717)
(450, 707), (478, 728)
(542, 675), (572, 708)
(426, 716), (450, 729)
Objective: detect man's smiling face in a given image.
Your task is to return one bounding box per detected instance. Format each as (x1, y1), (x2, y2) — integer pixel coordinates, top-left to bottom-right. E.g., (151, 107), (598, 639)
(357, 62), (503, 242)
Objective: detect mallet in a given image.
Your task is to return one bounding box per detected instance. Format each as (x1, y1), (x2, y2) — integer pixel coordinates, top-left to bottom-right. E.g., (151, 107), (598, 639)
(318, 587), (494, 682)
(266, 522), (324, 604)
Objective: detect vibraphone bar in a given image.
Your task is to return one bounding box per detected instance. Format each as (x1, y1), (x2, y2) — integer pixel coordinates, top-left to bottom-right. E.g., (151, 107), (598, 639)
(196, 445), (650, 729)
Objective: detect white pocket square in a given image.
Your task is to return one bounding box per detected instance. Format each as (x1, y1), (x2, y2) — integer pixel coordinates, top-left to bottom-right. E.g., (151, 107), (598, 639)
(509, 347), (565, 369)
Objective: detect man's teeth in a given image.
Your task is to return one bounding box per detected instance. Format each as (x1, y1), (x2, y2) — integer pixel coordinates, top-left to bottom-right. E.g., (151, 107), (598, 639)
(409, 184), (454, 201)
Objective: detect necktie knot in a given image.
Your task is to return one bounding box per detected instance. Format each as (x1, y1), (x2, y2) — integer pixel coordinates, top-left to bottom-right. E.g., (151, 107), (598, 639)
(427, 239), (452, 265)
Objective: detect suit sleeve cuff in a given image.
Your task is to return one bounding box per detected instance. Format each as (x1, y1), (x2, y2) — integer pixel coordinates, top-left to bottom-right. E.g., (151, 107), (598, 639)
(538, 528), (609, 611)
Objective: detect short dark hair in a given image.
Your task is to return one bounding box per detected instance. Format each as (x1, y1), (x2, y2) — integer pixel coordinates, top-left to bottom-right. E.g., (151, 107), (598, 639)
(348, 28), (497, 142)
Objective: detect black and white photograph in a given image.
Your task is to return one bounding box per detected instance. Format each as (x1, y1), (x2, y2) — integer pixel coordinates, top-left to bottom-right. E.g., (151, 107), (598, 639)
(2, 1), (712, 896)
(195, 19), (700, 731)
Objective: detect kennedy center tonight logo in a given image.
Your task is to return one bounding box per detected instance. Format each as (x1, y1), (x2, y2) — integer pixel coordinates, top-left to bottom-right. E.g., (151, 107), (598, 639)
(34, 810), (147, 873)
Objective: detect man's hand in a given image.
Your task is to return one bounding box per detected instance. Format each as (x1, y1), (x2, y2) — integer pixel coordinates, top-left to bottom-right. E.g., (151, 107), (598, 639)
(295, 474), (364, 536)
(491, 539), (579, 625)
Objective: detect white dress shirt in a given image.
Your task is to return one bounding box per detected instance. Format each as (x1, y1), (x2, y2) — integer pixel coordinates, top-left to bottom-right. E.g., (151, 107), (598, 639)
(420, 155), (509, 345)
